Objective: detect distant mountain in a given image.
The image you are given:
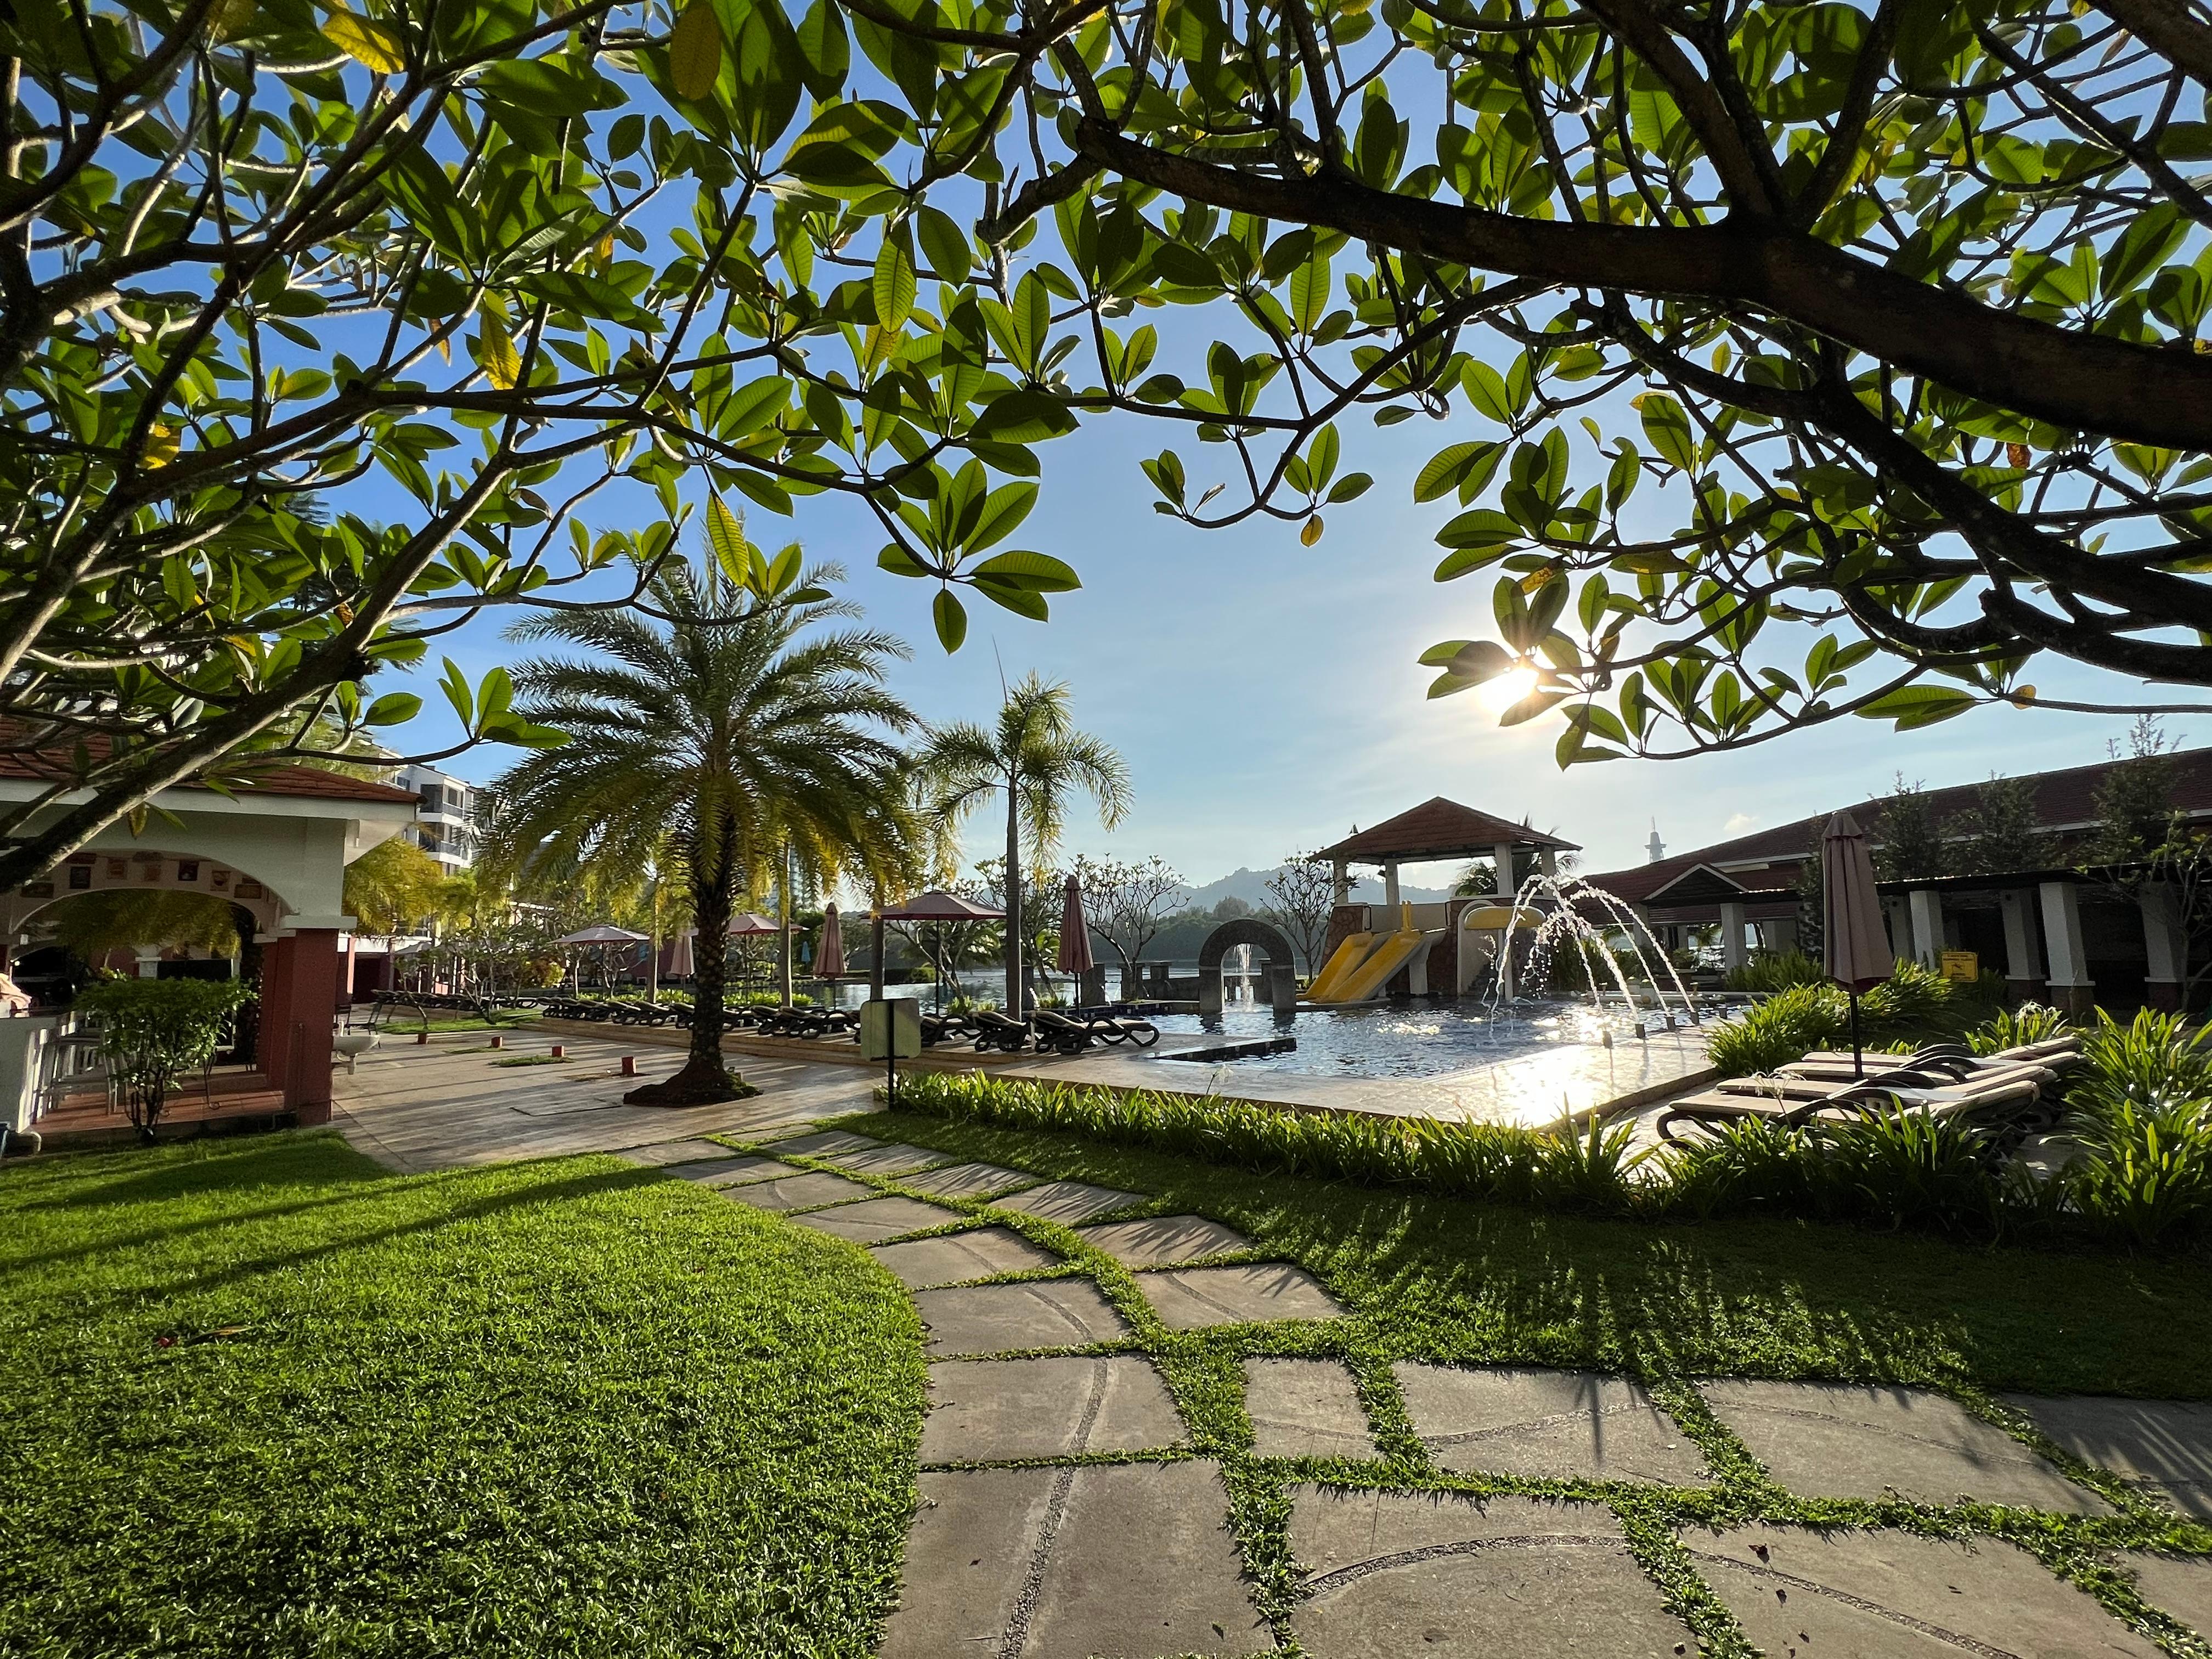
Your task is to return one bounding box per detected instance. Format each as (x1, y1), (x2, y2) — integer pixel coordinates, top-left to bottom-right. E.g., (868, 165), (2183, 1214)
(1177, 864), (1456, 910)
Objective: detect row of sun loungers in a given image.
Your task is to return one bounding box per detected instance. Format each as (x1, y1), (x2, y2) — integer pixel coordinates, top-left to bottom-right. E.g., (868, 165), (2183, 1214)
(1656, 1037), (2085, 1144)
(518, 993), (1161, 1056)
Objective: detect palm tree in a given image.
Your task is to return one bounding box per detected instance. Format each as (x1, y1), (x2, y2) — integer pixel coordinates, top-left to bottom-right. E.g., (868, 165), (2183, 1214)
(921, 673), (1131, 1010)
(483, 557), (921, 1105)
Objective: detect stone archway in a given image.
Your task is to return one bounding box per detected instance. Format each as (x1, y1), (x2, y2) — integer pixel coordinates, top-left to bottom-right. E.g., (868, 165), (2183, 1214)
(1196, 917), (1300, 1015)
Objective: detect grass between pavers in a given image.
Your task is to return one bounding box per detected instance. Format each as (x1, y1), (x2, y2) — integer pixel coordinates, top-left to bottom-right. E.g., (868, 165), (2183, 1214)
(0, 1131), (926, 1659)
(722, 1109), (2212, 1659)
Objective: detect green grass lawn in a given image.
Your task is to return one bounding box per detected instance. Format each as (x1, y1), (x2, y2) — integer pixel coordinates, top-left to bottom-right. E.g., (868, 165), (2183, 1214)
(768, 1108), (2212, 1655)
(0, 1133), (925, 1659)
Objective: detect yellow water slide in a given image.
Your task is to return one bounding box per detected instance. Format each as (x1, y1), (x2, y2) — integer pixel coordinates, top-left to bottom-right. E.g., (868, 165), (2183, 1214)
(1305, 904), (1439, 1004)
(1303, 932), (1376, 1002)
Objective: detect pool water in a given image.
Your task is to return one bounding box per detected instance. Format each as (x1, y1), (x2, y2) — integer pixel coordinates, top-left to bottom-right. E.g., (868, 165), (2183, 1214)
(1148, 1000), (1697, 1080)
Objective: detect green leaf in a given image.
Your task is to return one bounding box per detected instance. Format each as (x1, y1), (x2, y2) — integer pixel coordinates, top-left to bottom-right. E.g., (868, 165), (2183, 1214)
(722, 374), (791, 439)
(873, 232), (916, 331)
(670, 3), (724, 101)
(916, 206), (971, 281)
(363, 692), (421, 726)
(1855, 684), (1978, 730)
(933, 589), (968, 651)
(965, 482), (1037, 552)
(1633, 392), (1698, 471)
(706, 493), (750, 585)
(970, 549), (1080, 591)
(973, 389), (1077, 443)
(322, 8), (405, 72)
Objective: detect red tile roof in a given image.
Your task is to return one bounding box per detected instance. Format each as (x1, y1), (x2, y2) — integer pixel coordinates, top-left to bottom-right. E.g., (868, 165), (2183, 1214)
(1317, 796), (1581, 864)
(1584, 746), (2212, 905)
(0, 729), (420, 806)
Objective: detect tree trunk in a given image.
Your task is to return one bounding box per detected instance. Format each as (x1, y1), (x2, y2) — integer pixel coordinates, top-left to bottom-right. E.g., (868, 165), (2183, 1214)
(1003, 781), (1023, 1012)
(780, 838), (794, 1009)
(628, 814), (754, 1105)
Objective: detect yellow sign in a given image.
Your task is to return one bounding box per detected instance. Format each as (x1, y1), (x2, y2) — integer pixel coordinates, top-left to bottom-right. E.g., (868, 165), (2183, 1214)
(1939, 950), (1979, 983)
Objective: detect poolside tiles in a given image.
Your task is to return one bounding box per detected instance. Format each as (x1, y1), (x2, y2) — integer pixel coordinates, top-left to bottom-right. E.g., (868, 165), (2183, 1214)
(894, 1160), (1039, 1200)
(919, 1356), (1184, 1461)
(879, 1462), (1267, 1659)
(1396, 1364), (1706, 1487)
(1245, 1359), (1378, 1461)
(2004, 1394), (2212, 1519)
(1289, 1489), (1692, 1657)
(812, 1141), (951, 1176)
(1685, 1525), (2162, 1657)
(868, 1226), (1059, 1288)
(720, 1170), (879, 1212)
(989, 1179), (1148, 1224)
(759, 1128), (885, 1159)
(1075, 1212), (1254, 1267)
(616, 1137), (734, 1166)
(912, 1278), (1130, 1357)
(1137, 1262), (1345, 1329)
(788, 1195), (958, 1244)
(2129, 1552), (2212, 1635)
(1703, 1380), (2109, 1511)
(674, 1155), (806, 1187)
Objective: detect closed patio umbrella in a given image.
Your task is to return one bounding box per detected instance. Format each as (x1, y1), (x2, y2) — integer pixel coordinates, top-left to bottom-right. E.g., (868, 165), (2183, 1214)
(1056, 874), (1093, 997)
(666, 928), (695, 980)
(1822, 809), (1893, 1077)
(816, 904), (846, 980)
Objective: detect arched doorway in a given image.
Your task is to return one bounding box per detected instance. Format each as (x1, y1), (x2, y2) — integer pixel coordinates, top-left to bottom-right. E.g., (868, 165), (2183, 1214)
(1196, 918), (1299, 1017)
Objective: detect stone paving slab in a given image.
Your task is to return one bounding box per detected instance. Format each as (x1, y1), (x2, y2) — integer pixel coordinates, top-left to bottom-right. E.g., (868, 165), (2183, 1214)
(1138, 1263), (1344, 1330)
(1703, 1380), (2109, 1511)
(991, 1180), (1150, 1224)
(896, 1160), (1040, 1200)
(759, 1128), (884, 1158)
(920, 1356), (1186, 1461)
(675, 1155), (806, 1187)
(789, 1195), (957, 1244)
(2128, 1552), (2212, 1636)
(1245, 1359), (1378, 1460)
(1077, 1213), (1255, 1268)
(616, 1137), (732, 1166)
(913, 1278), (1131, 1357)
(719, 1170), (880, 1212)
(1395, 1364), (1706, 1486)
(870, 1226), (1059, 1288)
(881, 1462), (1267, 1659)
(1685, 1523), (2162, 1657)
(2004, 1395), (2212, 1519)
(1289, 1488), (1691, 1656)
(814, 1141), (952, 1176)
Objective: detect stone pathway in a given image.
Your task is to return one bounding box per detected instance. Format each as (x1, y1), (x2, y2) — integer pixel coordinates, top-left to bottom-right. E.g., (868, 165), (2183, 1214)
(629, 1126), (2212, 1658)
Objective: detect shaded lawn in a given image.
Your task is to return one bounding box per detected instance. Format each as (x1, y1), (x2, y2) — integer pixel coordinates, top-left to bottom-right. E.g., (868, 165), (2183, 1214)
(848, 1108), (2212, 1398)
(0, 1132), (925, 1659)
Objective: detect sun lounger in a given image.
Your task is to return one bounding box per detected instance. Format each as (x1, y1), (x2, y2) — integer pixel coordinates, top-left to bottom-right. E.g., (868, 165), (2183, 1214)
(1729, 1061), (2055, 1102)
(972, 1009), (1031, 1052)
(1030, 1009), (1104, 1054)
(919, 1012), (977, 1046)
(1657, 1070), (2050, 1144)
(1066, 1009), (1161, 1047)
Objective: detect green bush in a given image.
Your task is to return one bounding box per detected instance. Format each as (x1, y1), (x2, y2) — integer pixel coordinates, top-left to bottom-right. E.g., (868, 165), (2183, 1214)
(1723, 950), (1827, 994)
(894, 1006), (2212, 1252)
(1705, 962), (2012, 1076)
(76, 977), (251, 1141)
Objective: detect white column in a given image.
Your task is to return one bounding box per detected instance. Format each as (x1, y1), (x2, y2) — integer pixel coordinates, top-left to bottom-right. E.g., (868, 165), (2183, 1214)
(134, 947), (161, 979)
(1493, 842), (1517, 899)
(1999, 889), (2041, 993)
(1908, 888), (1945, 969)
(2143, 883), (2188, 1009)
(1331, 859), (1351, 905)
(1383, 862), (1401, 910)
(1882, 896), (1912, 969)
(2039, 881), (2094, 1015)
(1498, 930), (1516, 1000)
(1719, 901), (1748, 973)
(1539, 849), (1558, 879)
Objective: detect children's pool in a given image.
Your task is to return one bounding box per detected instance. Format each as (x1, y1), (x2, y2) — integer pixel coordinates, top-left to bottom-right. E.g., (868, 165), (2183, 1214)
(1148, 1000), (1706, 1080)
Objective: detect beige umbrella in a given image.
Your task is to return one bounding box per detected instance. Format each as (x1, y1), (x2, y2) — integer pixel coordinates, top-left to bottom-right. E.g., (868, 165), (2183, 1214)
(815, 903), (846, 980)
(666, 928), (694, 979)
(1056, 873), (1094, 994)
(1822, 809), (1893, 1076)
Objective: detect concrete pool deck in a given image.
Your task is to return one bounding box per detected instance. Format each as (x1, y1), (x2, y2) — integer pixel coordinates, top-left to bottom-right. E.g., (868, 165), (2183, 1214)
(522, 1014), (1715, 1130)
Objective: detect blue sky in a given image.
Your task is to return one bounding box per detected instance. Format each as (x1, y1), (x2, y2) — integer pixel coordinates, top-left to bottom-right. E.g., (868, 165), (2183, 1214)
(387, 384), (2170, 891)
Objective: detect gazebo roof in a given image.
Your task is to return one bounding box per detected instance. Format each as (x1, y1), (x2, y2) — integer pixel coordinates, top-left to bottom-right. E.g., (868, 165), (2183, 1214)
(1315, 797), (1581, 865)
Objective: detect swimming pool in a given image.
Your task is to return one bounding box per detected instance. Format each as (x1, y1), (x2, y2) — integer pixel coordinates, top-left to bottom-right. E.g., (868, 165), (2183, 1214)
(1149, 1000), (1706, 1080)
